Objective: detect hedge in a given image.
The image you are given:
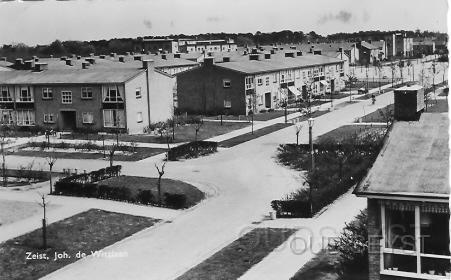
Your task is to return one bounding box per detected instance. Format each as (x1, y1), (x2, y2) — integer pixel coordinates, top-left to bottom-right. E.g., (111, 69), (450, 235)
(167, 141), (217, 161)
(271, 199), (311, 218)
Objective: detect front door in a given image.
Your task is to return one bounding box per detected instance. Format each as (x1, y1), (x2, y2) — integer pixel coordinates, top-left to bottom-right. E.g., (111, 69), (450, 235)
(60, 111), (76, 131)
(265, 92), (271, 108)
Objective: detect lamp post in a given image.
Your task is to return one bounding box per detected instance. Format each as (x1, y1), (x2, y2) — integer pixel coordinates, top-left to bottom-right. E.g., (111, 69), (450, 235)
(308, 117), (315, 216)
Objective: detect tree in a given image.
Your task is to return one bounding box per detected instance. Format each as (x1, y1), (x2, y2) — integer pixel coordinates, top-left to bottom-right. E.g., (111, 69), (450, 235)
(45, 152), (57, 194)
(192, 116), (203, 142)
(154, 162), (166, 206)
(346, 74), (358, 102)
(38, 193), (50, 249)
(108, 144), (118, 167)
(389, 63), (397, 87)
(294, 124), (303, 145)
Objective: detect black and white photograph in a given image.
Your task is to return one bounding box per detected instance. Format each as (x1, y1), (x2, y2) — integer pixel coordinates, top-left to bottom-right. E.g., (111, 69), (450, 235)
(0, 0), (449, 279)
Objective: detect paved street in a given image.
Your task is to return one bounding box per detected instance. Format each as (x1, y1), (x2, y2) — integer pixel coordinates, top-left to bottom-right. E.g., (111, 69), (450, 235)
(2, 89), (394, 280)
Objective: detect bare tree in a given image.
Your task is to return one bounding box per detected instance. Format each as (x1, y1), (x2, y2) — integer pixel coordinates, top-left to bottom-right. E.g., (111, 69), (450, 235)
(108, 144), (118, 167)
(294, 123), (303, 145)
(346, 74), (358, 102)
(154, 162), (166, 206)
(193, 116), (203, 142)
(45, 151), (57, 194)
(37, 193), (49, 249)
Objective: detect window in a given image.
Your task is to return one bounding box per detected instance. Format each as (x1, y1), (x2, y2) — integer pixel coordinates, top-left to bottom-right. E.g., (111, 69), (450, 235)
(43, 113), (55, 123)
(281, 74), (285, 83)
(61, 91), (72, 104)
(81, 87), (93, 99)
(82, 112), (94, 124)
(273, 73), (278, 83)
(380, 203), (451, 278)
(103, 109), (125, 128)
(0, 87), (12, 102)
(16, 110), (35, 126)
(42, 88), (53, 100)
(303, 71), (306, 79)
(245, 76), (254, 90)
(223, 79), (231, 88)
(20, 87), (32, 102)
(136, 112), (143, 123)
(104, 87), (123, 102)
(296, 70), (301, 79)
(0, 110), (13, 124)
(135, 87), (142, 98)
(258, 95), (263, 105)
(224, 99), (231, 108)
(265, 77), (270, 86)
(257, 78), (263, 86)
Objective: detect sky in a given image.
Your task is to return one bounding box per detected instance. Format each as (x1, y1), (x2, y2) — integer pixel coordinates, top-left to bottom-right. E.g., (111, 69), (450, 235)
(0, 0), (448, 45)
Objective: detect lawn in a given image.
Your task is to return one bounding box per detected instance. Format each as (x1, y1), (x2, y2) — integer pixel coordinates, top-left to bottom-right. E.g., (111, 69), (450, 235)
(176, 228), (296, 280)
(61, 121), (250, 144)
(316, 125), (387, 143)
(10, 146), (166, 161)
(357, 104), (394, 123)
(219, 123), (293, 148)
(290, 249), (368, 280)
(0, 200), (57, 226)
(98, 175), (205, 208)
(0, 209), (159, 280)
(426, 99), (448, 113)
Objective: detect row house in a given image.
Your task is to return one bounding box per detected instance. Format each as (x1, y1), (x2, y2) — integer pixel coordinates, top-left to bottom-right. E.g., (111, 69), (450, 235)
(385, 33), (414, 58)
(176, 52), (345, 115)
(179, 39), (238, 54)
(0, 60), (174, 134)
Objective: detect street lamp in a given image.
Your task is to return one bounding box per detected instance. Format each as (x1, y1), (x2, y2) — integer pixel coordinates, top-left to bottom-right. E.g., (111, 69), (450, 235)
(308, 117), (315, 216)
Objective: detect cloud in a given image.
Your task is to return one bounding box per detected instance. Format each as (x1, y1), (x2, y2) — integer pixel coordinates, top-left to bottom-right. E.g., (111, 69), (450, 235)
(362, 10), (370, 22)
(143, 19), (152, 30)
(318, 10), (353, 24)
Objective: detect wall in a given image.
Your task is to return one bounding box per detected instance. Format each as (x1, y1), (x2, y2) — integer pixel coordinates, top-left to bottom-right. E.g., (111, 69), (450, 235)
(124, 72), (150, 134)
(368, 198), (382, 280)
(177, 64), (246, 115)
(148, 69), (174, 123)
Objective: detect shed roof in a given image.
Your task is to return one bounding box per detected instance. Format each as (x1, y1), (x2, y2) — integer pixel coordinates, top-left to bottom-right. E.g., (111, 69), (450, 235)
(354, 113), (449, 199)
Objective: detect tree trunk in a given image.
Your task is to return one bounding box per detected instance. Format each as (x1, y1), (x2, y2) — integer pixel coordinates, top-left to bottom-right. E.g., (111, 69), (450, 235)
(157, 176), (162, 206)
(49, 166), (53, 194)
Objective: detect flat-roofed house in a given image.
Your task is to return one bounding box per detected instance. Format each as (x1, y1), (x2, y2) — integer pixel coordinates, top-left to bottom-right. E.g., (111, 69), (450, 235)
(354, 112), (450, 280)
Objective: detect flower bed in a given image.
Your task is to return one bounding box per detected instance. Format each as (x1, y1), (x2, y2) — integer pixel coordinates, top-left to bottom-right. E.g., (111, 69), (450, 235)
(167, 141), (217, 161)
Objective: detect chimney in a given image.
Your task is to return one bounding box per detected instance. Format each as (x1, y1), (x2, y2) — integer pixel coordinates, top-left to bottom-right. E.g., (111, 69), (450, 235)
(313, 50), (322, 55)
(161, 54), (167, 60)
(82, 62), (90, 69)
(110, 52), (116, 58)
(50, 55), (54, 59)
(1, 57), (6, 62)
(338, 47), (343, 52)
(270, 49), (276, 54)
(60, 56), (67, 61)
(279, 47), (284, 50)
(204, 57), (215, 66)
(118, 56), (125, 62)
(134, 55), (143, 61)
(33, 56), (38, 62)
(264, 53), (271, 59)
(142, 59), (154, 70)
(243, 50), (248, 55)
(285, 52), (295, 58)
(86, 58), (96, 64)
(77, 55), (81, 60)
(66, 59), (74, 66)
(223, 57), (230, 62)
(25, 60), (35, 69)
(34, 62), (48, 72)
(297, 51), (303, 56)
(174, 53), (181, 58)
(290, 46), (297, 50)
(99, 55), (106, 59)
(249, 54), (259, 60)
(125, 52), (130, 56)
(89, 53), (95, 57)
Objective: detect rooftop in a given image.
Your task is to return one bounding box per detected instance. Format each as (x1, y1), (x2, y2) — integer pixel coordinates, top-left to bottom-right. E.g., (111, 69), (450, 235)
(360, 41), (379, 50)
(354, 113), (449, 199)
(395, 84), (424, 91)
(215, 54), (343, 74)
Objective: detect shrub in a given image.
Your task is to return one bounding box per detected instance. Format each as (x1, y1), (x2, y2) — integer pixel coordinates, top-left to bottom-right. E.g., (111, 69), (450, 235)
(271, 199), (311, 218)
(330, 210), (368, 274)
(164, 192), (187, 209)
(167, 141), (217, 161)
(137, 189), (154, 205)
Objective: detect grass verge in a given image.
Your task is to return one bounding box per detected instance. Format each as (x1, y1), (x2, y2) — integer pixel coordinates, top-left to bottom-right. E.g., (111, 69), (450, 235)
(316, 125), (387, 143)
(10, 147), (166, 161)
(99, 175), (205, 208)
(0, 209), (159, 280)
(219, 123), (292, 148)
(176, 228), (296, 280)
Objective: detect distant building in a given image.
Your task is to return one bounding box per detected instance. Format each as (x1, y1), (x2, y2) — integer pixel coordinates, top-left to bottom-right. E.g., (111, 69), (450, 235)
(176, 52), (346, 115)
(357, 41), (381, 65)
(178, 39), (238, 54)
(412, 38), (436, 57)
(393, 85), (425, 121)
(139, 38), (179, 54)
(354, 112), (449, 280)
(385, 33), (414, 58)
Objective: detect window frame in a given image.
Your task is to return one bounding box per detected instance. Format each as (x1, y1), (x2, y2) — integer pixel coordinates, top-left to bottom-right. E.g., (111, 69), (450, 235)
(19, 87), (32, 102)
(81, 87), (93, 99)
(82, 112), (94, 124)
(223, 79), (231, 88)
(42, 88), (53, 100)
(43, 113), (56, 124)
(135, 87), (142, 99)
(61, 91), (72, 104)
(0, 86), (12, 102)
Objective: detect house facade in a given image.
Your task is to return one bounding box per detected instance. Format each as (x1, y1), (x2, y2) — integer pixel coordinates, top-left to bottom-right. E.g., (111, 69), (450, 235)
(0, 60), (174, 134)
(177, 53), (345, 115)
(354, 113), (450, 280)
(385, 33), (414, 58)
(179, 39), (238, 54)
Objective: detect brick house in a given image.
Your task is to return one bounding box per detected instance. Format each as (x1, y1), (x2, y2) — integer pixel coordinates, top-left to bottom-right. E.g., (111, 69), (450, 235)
(176, 52), (346, 116)
(0, 59), (174, 134)
(354, 113), (450, 279)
